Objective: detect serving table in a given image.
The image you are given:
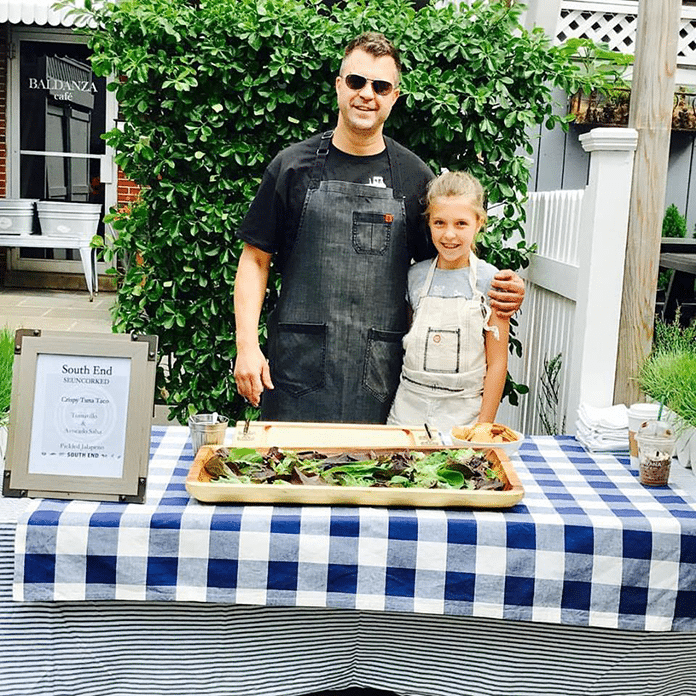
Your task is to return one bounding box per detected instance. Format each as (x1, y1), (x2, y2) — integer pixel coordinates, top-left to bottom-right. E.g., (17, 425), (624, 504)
(2, 427), (696, 696)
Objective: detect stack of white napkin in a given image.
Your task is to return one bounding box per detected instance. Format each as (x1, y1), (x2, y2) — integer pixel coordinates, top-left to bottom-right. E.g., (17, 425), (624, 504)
(575, 403), (629, 453)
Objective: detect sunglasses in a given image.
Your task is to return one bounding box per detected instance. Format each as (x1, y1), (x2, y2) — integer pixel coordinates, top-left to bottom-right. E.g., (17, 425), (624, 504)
(343, 73), (395, 96)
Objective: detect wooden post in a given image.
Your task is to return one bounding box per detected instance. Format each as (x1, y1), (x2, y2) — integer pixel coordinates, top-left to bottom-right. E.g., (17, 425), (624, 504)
(614, 0), (680, 405)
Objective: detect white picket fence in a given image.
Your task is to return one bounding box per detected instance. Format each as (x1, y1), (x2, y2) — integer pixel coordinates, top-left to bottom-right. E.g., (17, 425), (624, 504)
(496, 190), (582, 435)
(497, 127), (638, 435)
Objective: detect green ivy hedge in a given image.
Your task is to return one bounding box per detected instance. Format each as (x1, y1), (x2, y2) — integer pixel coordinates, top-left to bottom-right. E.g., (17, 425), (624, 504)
(72, 0), (621, 423)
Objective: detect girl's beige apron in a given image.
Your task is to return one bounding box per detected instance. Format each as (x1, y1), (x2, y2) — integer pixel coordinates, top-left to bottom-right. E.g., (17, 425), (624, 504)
(388, 253), (495, 434)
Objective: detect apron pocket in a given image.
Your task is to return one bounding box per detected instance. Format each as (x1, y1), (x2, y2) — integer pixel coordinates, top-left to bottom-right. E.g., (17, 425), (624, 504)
(362, 328), (404, 403)
(271, 322), (326, 396)
(423, 328), (461, 373)
(352, 211), (391, 255)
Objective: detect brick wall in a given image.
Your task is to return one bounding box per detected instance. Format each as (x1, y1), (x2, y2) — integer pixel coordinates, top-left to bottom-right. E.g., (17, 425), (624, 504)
(117, 169), (141, 205)
(0, 26), (7, 281)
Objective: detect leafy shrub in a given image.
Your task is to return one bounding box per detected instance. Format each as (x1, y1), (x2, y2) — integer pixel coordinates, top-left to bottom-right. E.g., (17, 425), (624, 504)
(663, 203), (688, 239)
(0, 326), (14, 426)
(658, 204), (689, 292)
(69, 0), (622, 422)
(639, 315), (696, 429)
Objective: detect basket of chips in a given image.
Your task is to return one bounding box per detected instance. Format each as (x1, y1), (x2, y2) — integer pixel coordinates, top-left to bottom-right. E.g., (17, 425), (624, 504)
(450, 422), (524, 454)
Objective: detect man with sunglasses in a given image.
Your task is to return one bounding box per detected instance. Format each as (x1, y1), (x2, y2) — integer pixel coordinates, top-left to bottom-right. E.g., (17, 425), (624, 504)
(234, 32), (524, 423)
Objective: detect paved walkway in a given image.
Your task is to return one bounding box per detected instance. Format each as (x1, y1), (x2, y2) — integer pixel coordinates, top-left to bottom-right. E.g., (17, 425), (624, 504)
(0, 287), (114, 334)
(0, 287), (179, 423)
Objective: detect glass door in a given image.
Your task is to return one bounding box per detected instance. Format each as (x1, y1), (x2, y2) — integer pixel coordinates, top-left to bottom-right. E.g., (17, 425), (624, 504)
(8, 30), (116, 274)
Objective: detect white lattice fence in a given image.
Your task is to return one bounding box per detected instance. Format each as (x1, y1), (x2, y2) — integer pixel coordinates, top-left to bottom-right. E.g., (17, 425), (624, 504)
(557, 0), (696, 67)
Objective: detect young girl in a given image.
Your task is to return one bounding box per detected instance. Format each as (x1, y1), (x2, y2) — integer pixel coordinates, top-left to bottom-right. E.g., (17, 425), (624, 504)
(387, 170), (510, 434)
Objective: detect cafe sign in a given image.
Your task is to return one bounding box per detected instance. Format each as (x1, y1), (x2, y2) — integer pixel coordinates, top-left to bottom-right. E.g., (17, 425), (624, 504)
(28, 77), (98, 102)
(28, 54), (97, 109)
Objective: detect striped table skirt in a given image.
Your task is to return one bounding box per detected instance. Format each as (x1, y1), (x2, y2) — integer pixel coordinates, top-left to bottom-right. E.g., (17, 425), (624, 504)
(2, 505), (696, 696)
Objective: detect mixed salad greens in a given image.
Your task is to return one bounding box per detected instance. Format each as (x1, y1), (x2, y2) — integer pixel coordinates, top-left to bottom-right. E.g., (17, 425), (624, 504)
(203, 447), (505, 491)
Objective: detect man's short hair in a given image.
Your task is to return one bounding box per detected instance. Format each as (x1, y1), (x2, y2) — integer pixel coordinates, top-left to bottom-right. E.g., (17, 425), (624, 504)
(341, 32), (402, 82)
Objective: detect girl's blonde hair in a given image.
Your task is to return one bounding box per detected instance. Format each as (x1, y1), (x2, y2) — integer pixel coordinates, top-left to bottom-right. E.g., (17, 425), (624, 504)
(425, 170), (488, 227)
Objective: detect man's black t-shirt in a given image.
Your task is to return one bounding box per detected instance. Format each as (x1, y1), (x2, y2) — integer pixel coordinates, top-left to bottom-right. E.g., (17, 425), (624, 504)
(236, 132), (436, 271)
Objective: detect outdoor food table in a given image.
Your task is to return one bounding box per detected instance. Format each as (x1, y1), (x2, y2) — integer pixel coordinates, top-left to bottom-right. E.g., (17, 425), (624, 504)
(2, 426), (696, 696)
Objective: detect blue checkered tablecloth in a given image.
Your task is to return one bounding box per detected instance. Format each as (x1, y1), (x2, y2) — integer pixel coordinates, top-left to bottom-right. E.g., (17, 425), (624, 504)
(12, 427), (696, 632)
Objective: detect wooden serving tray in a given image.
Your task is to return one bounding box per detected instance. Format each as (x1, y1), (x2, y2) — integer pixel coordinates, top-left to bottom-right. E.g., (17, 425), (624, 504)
(185, 444), (525, 509)
(234, 421), (441, 449)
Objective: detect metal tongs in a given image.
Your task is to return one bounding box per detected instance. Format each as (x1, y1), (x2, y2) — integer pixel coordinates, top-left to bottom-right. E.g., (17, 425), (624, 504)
(236, 400), (254, 441)
(423, 422), (439, 444)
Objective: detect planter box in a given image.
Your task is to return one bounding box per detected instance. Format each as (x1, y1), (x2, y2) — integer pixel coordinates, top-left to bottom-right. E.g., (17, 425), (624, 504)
(36, 201), (102, 240)
(0, 199), (37, 235)
(569, 89), (696, 131)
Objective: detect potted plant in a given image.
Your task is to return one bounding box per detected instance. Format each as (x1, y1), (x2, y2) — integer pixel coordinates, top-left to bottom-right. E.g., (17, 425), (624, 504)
(0, 326), (14, 462)
(563, 38), (633, 127)
(36, 201), (102, 240)
(562, 37), (696, 131)
(638, 316), (696, 469)
(569, 88), (696, 130)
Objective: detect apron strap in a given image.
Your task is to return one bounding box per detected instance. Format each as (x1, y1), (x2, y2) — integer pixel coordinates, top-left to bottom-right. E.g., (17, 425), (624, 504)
(384, 137), (403, 200)
(308, 130), (334, 190)
(310, 132), (403, 197)
(417, 258), (439, 305)
(417, 252), (500, 340)
(469, 252), (500, 341)
(468, 251), (480, 299)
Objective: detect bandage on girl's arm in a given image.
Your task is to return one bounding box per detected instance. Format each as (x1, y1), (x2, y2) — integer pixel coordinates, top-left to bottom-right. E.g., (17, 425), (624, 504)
(478, 311), (510, 423)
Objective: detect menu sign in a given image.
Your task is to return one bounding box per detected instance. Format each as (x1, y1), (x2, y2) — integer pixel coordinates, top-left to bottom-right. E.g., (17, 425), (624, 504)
(3, 330), (157, 504)
(28, 354), (131, 478)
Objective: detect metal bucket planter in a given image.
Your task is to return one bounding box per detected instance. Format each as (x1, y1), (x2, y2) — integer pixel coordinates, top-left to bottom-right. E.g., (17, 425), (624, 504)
(0, 199), (37, 235)
(36, 201), (102, 240)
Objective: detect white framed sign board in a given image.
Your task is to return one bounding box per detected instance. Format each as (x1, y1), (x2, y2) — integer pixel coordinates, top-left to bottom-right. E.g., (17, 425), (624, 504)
(3, 329), (158, 503)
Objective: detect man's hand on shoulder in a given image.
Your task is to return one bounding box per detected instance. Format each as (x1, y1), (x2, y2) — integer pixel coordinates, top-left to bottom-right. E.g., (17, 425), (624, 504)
(489, 269), (525, 319)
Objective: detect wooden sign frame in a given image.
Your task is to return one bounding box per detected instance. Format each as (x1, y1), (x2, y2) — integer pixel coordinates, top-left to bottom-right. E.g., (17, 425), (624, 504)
(2, 330), (157, 503)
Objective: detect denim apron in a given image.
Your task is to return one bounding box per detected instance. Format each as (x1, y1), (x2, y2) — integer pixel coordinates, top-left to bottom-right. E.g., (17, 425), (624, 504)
(262, 131), (409, 423)
(387, 254), (496, 434)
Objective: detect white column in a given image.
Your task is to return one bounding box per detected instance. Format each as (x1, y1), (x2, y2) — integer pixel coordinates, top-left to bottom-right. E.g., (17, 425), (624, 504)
(521, 0), (562, 38)
(566, 127), (638, 432)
